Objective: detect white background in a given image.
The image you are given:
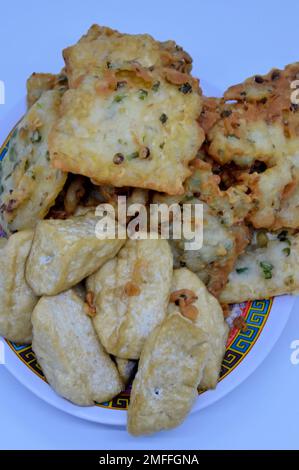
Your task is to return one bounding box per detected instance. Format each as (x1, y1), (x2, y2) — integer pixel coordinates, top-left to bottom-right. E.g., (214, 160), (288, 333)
(0, 0), (299, 450)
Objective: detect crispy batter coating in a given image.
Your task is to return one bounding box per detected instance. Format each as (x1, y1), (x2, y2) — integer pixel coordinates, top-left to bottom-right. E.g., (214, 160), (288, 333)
(49, 75), (203, 195)
(63, 24), (193, 87)
(168, 268), (228, 389)
(0, 90), (67, 233)
(32, 289), (123, 405)
(27, 73), (57, 108)
(203, 63), (299, 230)
(0, 231), (38, 344)
(152, 189), (250, 297)
(26, 213), (125, 296)
(86, 238), (173, 359)
(27, 71), (68, 108)
(49, 25), (204, 195)
(127, 312), (209, 435)
(220, 230), (299, 303)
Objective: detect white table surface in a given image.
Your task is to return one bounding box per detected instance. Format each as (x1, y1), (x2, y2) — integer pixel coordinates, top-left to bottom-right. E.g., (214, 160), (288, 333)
(0, 0), (299, 450)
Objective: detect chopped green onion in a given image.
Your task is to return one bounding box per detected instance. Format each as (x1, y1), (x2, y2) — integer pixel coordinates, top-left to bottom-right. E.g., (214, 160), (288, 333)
(283, 247), (291, 257)
(138, 89), (148, 100)
(260, 261), (273, 279)
(236, 267), (248, 274)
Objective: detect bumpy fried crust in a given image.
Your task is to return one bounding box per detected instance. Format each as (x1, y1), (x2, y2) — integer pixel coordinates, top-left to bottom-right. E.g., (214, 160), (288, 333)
(27, 73), (57, 108)
(188, 157), (252, 225)
(203, 63), (299, 230)
(168, 269), (229, 389)
(152, 189), (250, 297)
(0, 231), (38, 344)
(220, 230), (299, 303)
(63, 24), (193, 87)
(49, 75), (203, 195)
(26, 213), (125, 296)
(27, 72), (69, 108)
(49, 25), (204, 195)
(127, 312), (209, 436)
(0, 91), (67, 233)
(32, 290), (123, 405)
(86, 239), (173, 359)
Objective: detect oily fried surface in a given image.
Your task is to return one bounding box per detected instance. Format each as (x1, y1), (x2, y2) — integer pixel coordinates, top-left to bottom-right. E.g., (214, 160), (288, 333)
(0, 230), (37, 344)
(49, 74), (203, 195)
(32, 289), (123, 405)
(86, 239), (173, 359)
(201, 63), (299, 230)
(63, 24), (193, 87)
(152, 188), (250, 297)
(25, 213), (125, 296)
(127, 312), (209, 436)
(220, 230), (299, 303)
(49, 24), (204, 195)
(27, 72), (68, 108)
(168, 268), (228, 389)
(0, 90), (67, 233)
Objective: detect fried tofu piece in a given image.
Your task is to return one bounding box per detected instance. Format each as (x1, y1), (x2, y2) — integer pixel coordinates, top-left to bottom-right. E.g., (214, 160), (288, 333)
(63, 24), (193, 87)
(203, 63), (299, 230)
(86, 239), (173, 359)
(32, 290), (123, 405)
(0, 231), (38, 343)
(220, 230), (299, 303)
(0, 90), (67, 233)
(168, 268), (228, 389)
(26, 213), (125, 296)
(49, 25), (204, 195)
(115, 357), (137, 386)
(127, 312), (209, 436)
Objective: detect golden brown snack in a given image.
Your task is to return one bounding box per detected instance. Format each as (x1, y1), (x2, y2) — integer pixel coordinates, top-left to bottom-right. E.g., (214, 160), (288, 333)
(0, 90), (67, 233)
(63, 24), (193, 87)
(220, 230), (299, 303)
(26, 213), (125, 296)
(49, 25), (204, 195)
(32, 289), (123, 405)
(168, 268), (229, 389)
(27, 71), (68, 108)
(204, 63), (299, 230)
(27, 73), (57, 108)
(152, 190), (250, 297)
(127, 312), (209, 436)
(49, 77), (203, 195)
(0, 231), (38, 344)
(86, 238), (173, 359)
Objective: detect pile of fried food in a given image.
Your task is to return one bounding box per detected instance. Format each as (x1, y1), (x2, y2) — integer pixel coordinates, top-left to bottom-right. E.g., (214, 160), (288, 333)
(1, 24), (299, 436)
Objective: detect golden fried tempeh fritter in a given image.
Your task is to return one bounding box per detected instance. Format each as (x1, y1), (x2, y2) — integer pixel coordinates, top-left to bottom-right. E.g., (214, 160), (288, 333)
(49, 25), (204, 195)
(220, 230), (299, 303)
(0, 90), (67, 233)
(203, 63), (299, 230)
